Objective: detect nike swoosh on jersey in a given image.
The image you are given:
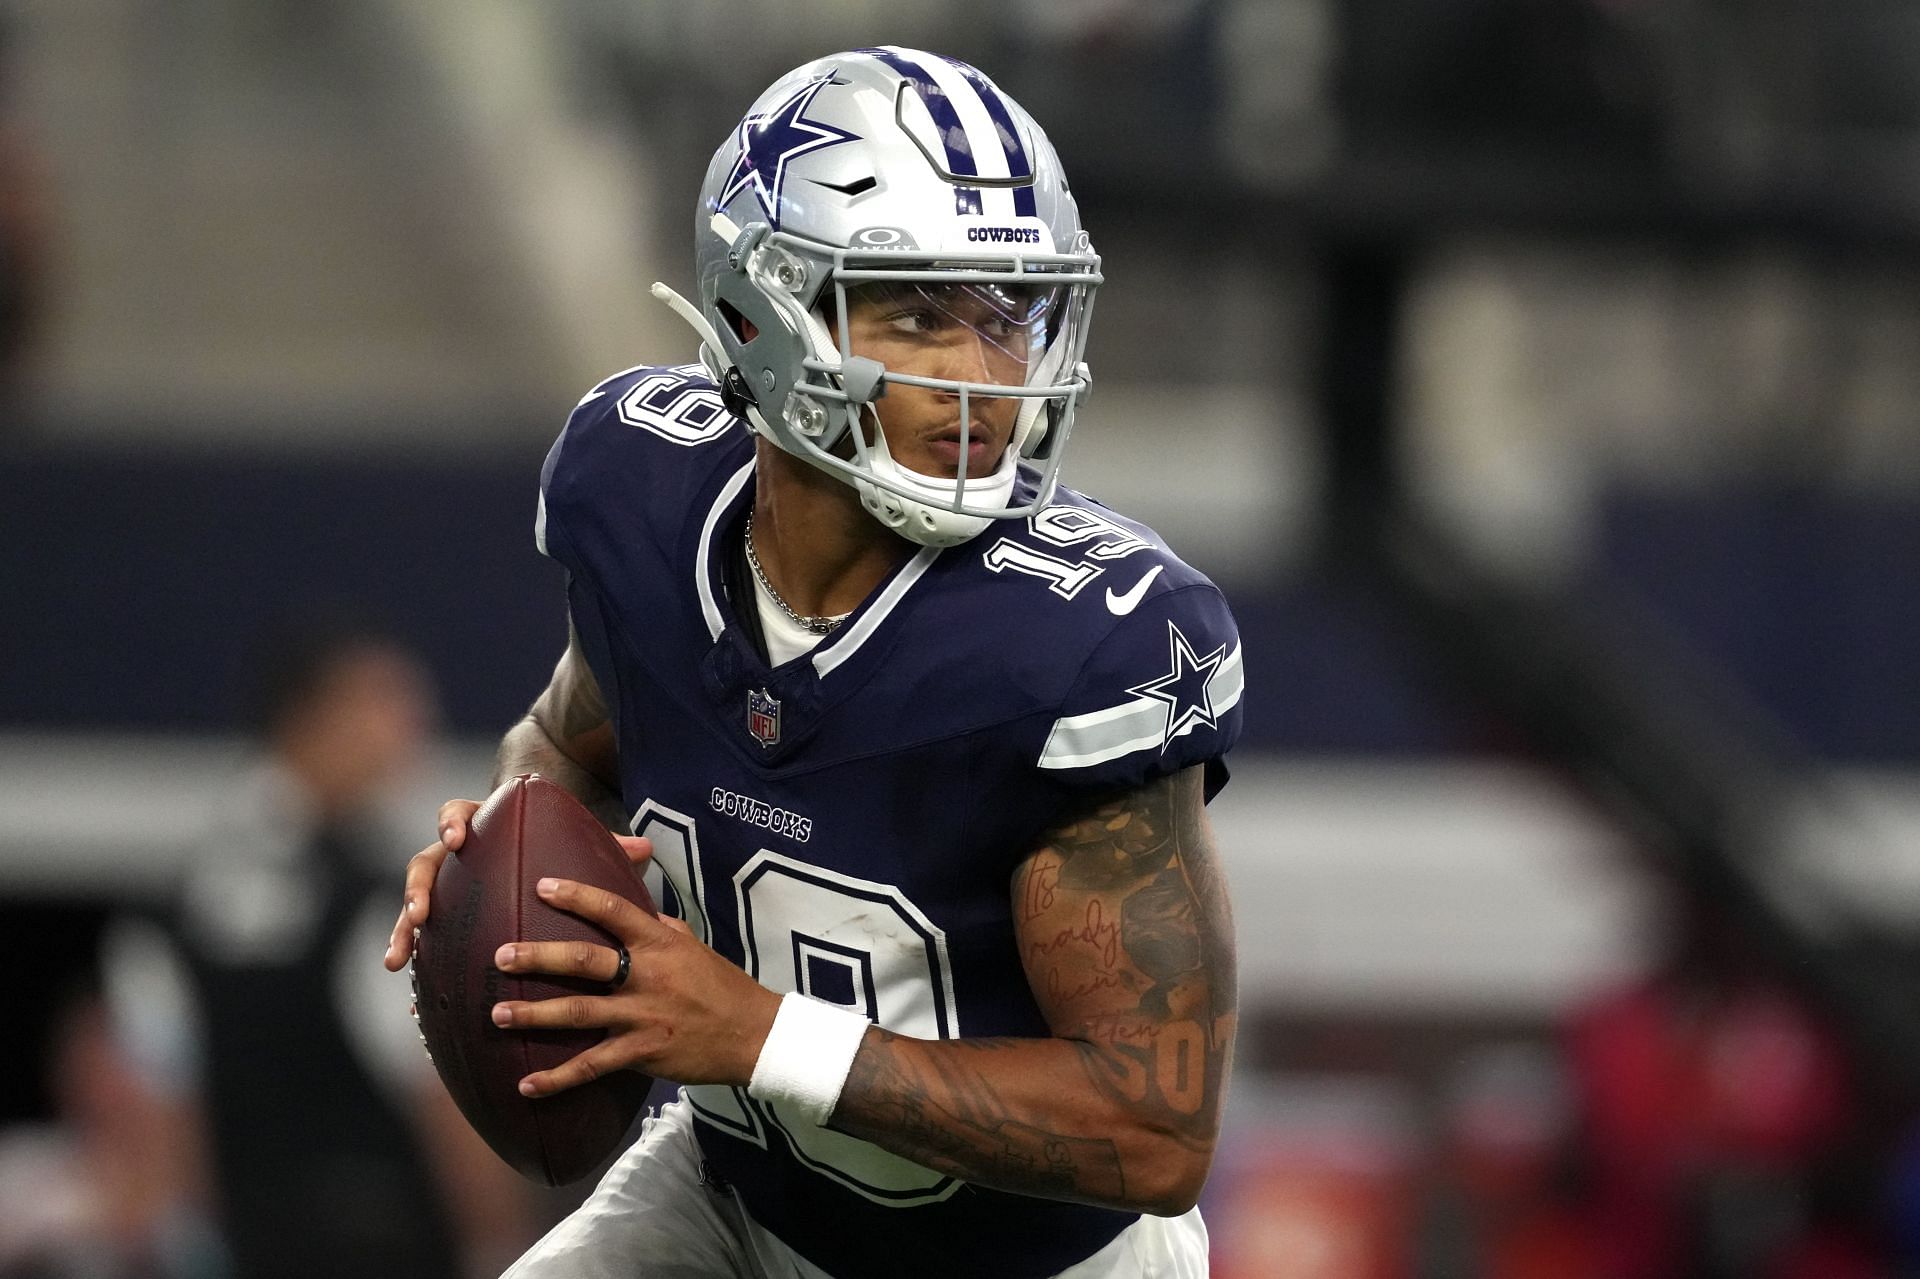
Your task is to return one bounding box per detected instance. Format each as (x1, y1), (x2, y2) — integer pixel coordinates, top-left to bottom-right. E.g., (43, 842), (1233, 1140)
(1104, 565), (1163, 615)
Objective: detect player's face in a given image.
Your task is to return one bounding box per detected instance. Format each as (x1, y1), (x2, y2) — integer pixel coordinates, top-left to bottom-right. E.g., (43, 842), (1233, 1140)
(837, 281), (1053, 479)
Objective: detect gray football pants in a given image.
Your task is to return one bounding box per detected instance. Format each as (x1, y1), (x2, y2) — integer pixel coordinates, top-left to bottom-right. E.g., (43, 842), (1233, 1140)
(501, 1097), (1210, 1278)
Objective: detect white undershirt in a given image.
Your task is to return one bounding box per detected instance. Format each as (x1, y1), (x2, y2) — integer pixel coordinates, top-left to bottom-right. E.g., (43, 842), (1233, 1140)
(750, 562), (840, 666)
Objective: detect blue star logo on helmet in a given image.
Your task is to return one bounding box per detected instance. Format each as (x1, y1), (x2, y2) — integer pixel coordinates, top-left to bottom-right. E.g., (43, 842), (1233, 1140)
(716, 76), (861, 231)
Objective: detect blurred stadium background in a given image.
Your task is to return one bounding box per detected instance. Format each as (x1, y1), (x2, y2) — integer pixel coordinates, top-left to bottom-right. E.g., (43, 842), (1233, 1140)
(3, 1), (1919, 1275)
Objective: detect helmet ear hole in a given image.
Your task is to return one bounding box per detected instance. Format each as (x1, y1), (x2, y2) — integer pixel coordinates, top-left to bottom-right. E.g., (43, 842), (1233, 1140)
(717, 300), (754, 343)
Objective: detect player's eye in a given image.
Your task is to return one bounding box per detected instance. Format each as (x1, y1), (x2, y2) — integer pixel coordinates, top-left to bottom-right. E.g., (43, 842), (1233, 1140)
(883, 307), (942, 335)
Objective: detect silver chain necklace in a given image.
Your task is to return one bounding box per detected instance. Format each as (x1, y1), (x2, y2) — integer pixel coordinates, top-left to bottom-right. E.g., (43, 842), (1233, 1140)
(744, 514), (848, 636)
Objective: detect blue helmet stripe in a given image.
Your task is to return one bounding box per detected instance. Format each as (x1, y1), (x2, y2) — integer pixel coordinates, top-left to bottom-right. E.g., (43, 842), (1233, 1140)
(863, 47), (983, 216)
(949, 62), (1038, 219)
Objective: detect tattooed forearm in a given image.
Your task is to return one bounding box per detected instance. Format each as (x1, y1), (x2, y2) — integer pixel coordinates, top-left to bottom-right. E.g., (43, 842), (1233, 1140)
(1021, 770), (1237, 1146)
(827, 767), (1237, 1215)
(833, 1031), (1128, 1206)
(1045, 785), (1175, 892)
(1120, 870), (1201, 1013)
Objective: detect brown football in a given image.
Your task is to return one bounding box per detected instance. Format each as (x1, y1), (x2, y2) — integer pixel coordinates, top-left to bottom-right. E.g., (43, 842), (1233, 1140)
(411, 773), (655, 1186)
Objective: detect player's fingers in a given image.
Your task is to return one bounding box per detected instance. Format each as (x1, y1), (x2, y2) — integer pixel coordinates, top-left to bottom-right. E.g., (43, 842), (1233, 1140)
(491, 991), (611, 1032)
(436, 798), (480, 851)
(494, 940), (626, 985)
(613, 834), (653, 869)
(403, 846), (446, 918)
(384, 798), (478, 970)
(535, 877), (671, 945)
(385, 842), (450, 970)
(383, 910), (416, 972)
(516, 1041), (634, 1099)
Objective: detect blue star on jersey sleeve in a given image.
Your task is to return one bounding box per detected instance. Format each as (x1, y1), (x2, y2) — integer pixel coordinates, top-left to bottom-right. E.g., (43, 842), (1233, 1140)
(1127, 622), (1230, 745)
(1037, 584), (1245, 796)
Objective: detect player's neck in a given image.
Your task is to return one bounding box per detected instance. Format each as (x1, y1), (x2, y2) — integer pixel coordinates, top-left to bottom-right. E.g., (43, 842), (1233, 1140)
(750, 440), (912, 619)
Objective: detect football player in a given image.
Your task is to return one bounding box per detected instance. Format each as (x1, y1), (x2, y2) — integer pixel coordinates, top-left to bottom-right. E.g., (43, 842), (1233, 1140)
(386, 46), (1244, 1278)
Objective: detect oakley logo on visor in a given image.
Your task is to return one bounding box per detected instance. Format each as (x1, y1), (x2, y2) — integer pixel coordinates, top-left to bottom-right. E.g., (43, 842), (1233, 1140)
(851, 226), (918, 249)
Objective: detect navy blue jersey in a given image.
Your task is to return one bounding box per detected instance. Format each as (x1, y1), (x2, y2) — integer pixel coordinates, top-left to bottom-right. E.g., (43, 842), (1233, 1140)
(537, 364), (1244, 1279)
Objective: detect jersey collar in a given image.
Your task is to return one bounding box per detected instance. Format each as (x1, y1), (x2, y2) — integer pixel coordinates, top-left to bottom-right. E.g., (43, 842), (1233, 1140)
(695, 459), (943, 681)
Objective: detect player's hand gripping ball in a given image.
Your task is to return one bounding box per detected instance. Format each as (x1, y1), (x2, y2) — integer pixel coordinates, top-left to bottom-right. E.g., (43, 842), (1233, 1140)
(411, 774), (655, 1185)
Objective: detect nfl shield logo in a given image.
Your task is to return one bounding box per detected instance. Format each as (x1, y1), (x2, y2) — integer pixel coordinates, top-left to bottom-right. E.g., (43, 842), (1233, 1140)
(747, 688), (781, 747)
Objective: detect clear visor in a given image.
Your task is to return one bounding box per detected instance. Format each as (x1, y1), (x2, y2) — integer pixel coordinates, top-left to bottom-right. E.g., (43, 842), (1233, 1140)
(831, 280), (1069, 389)
(769, 237), (1100, 520)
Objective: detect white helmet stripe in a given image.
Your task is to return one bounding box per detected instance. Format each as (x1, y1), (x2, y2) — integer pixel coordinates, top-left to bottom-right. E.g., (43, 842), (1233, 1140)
(876, 46), (1016, 220)
(949, 61), (1038, 218)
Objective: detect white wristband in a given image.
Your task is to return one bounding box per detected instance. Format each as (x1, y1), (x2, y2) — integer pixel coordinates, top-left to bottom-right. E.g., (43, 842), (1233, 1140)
(747, 992), (871, 1126)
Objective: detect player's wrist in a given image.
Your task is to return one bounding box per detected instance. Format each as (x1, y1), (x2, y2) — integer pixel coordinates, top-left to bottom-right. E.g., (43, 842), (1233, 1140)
(747, 992), (870, 1126)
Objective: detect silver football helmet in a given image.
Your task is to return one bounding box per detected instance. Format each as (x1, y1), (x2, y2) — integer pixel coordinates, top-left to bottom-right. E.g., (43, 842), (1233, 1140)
(652, 46), (1102, 547)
